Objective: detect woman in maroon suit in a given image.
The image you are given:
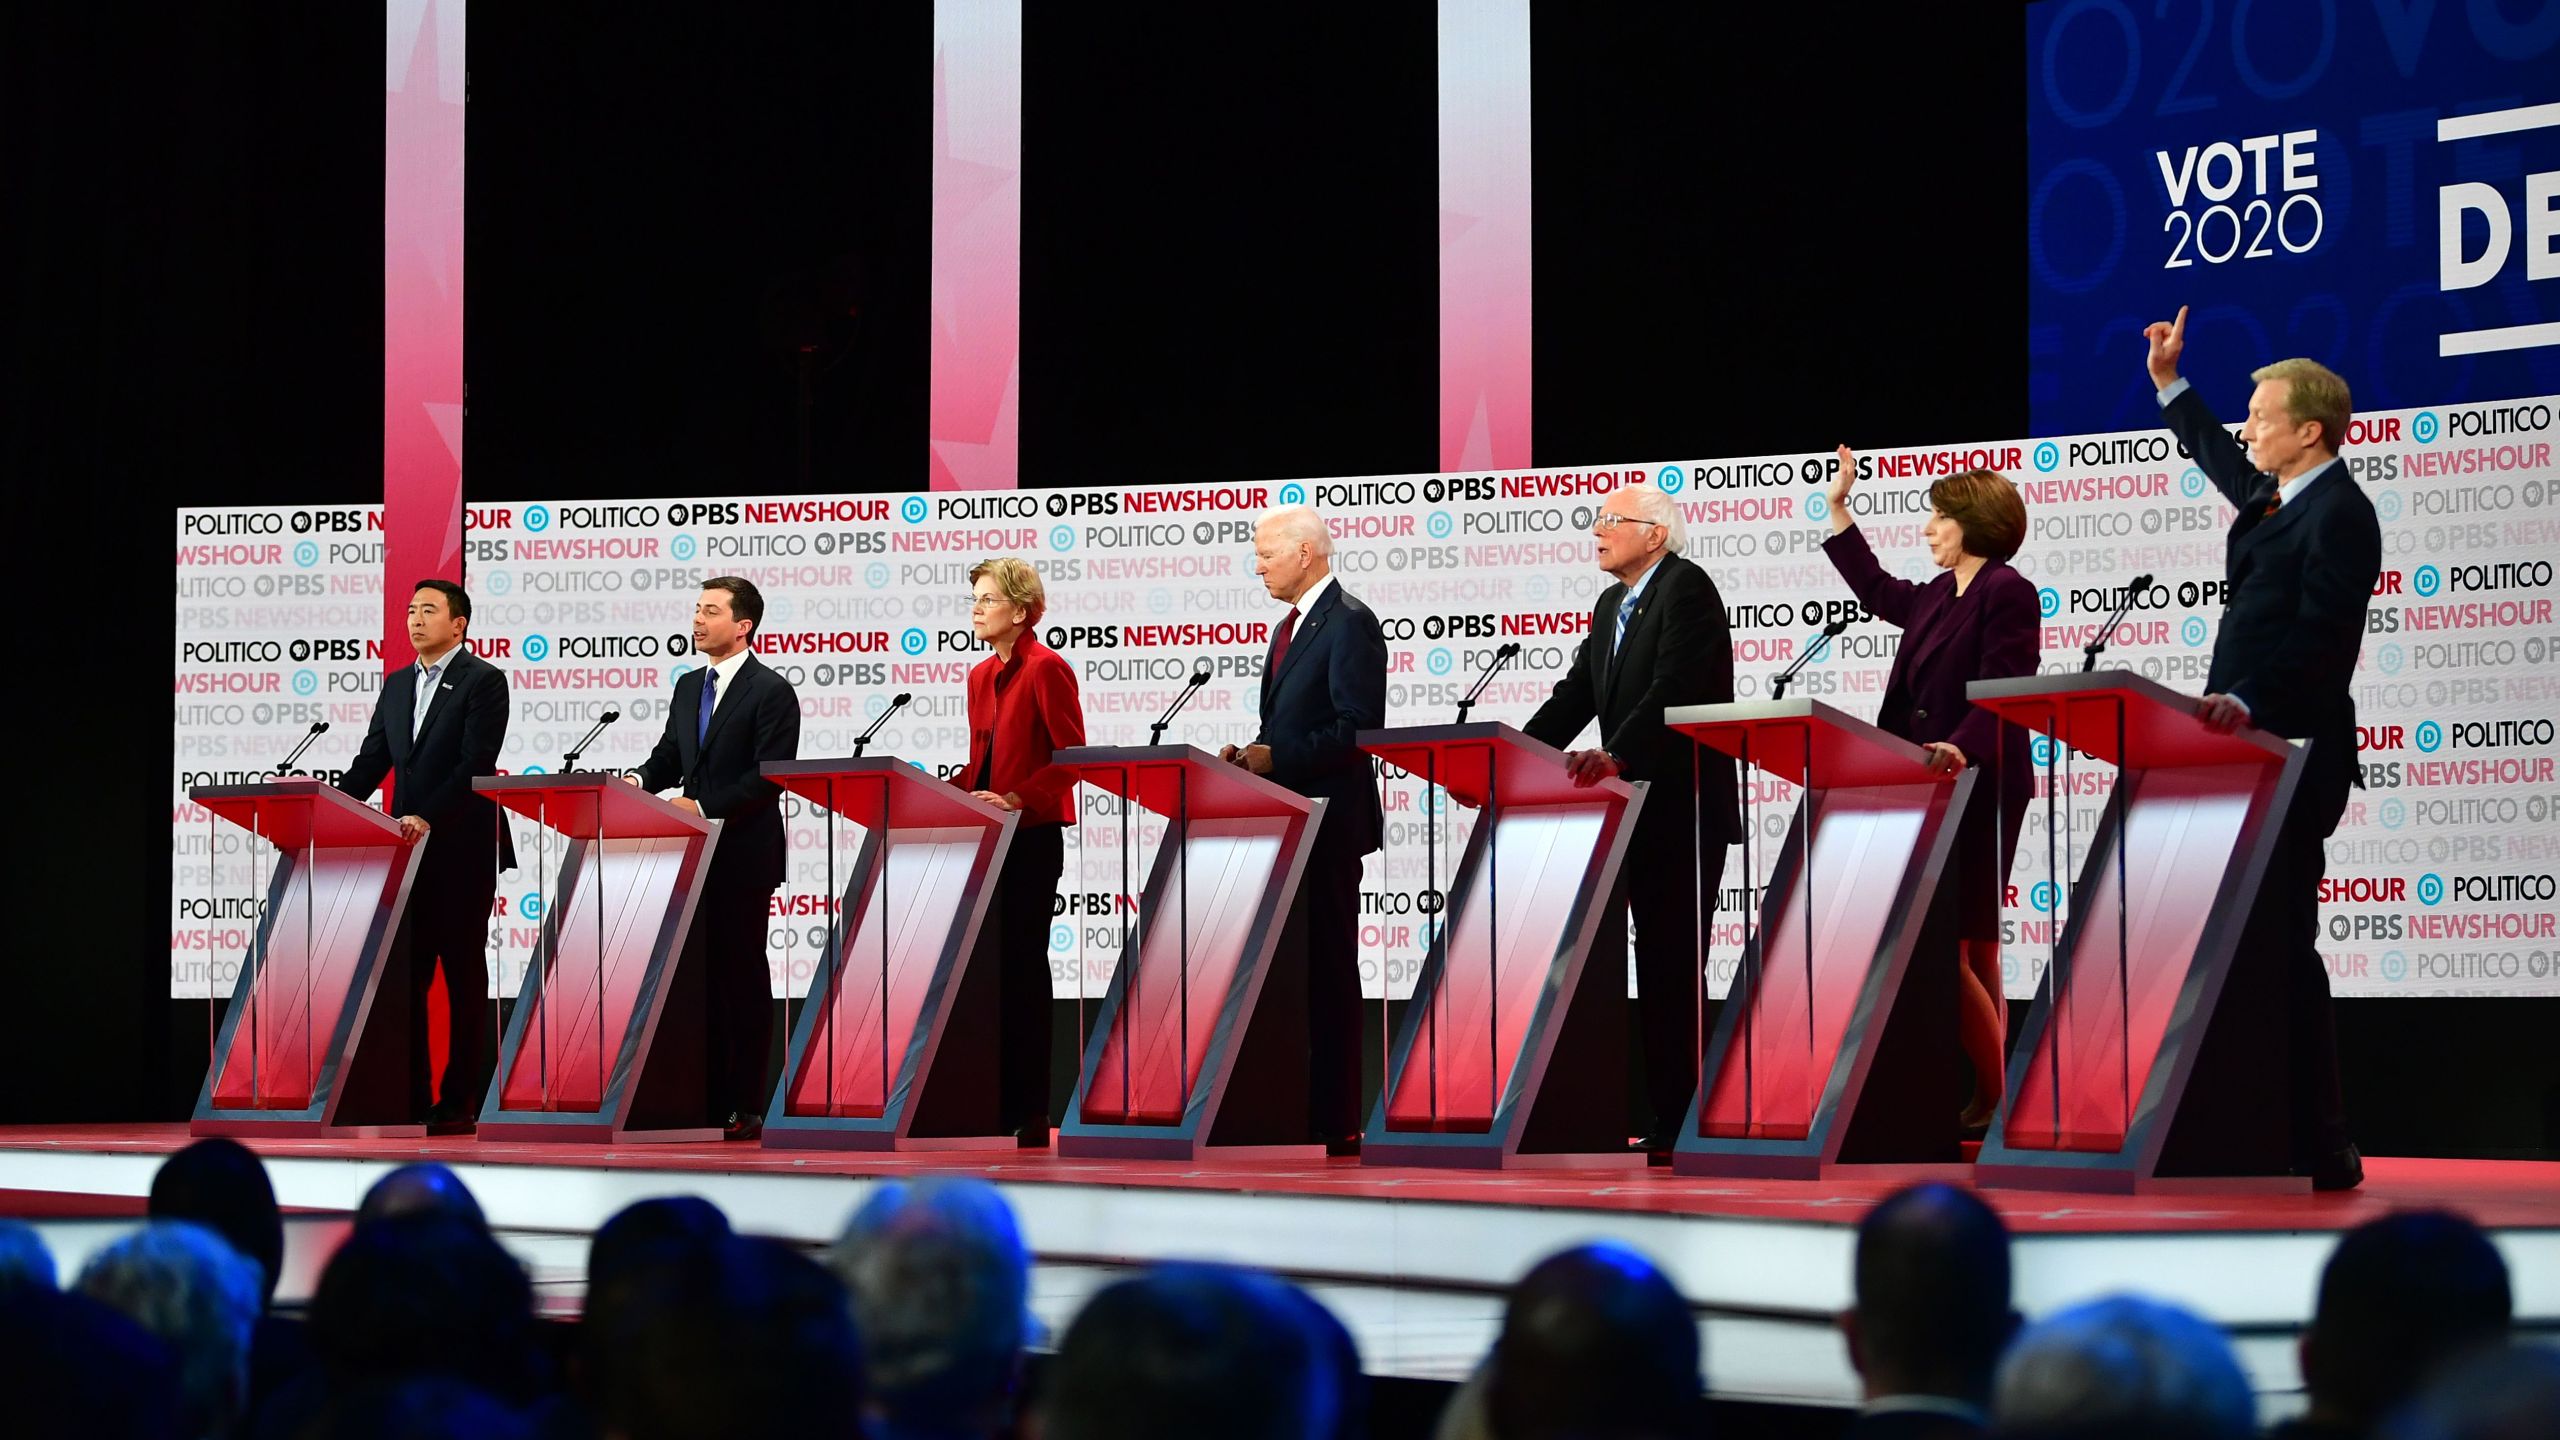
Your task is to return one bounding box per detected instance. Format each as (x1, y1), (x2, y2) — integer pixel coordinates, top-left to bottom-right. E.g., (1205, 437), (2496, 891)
(961, 557), (1087, 1147)
(1823, 448), (2039, 1130)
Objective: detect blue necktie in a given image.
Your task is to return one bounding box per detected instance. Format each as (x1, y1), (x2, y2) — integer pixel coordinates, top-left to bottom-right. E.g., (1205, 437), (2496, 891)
(697, 666), (718, 746)
(1614, 594), (1632, 655)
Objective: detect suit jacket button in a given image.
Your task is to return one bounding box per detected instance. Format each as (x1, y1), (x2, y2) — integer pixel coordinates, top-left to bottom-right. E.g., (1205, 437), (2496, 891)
(1914, 708), (1928, 722)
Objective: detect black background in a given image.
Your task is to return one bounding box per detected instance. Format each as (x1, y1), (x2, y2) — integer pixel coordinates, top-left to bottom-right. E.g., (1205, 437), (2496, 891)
(9, 2), (2549, 1154)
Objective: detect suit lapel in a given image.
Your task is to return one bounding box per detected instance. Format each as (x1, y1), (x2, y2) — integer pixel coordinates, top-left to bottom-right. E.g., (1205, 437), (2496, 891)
(1897, 572), (1970, 682)
(1594, 584), (1629, 712)
(2232, 470), (2330, 561)
(1267, 585), (1336, 699)
(409, 651), (465, 749)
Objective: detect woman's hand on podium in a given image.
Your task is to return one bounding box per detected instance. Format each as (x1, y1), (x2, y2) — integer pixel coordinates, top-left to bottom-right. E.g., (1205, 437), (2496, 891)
(1920, 742), (1967, 777)
(971, 790), (1021, 812)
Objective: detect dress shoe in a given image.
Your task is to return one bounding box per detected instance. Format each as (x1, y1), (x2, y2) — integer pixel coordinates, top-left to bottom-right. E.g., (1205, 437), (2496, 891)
(424, 1100), (474, 1128)
(1320, 1133), (1362, 1158)
(722, 1111), (763, 1143)
(2308, 1143), (2363, 1192)
(1014, 1120), (1051, 1150)
(1635, 1131), (1675, 1167)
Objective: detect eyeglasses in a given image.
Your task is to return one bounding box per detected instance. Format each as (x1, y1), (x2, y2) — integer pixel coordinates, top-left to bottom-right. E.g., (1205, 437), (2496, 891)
(967, 596), (1012, 611)
(1593, 514), (1664, 532)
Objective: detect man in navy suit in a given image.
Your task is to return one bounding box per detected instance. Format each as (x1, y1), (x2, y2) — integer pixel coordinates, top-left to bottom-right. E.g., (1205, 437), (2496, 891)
(2146, 305), (2374, 1189)
(1221, 505), (1387, 1153)
(339, 579), (515, 1125)
(628, 577), (802, 1139)
(1525, 483), (1741, 1160)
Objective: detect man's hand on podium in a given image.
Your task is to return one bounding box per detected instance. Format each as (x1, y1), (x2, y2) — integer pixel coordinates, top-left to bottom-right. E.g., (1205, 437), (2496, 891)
(669, 797), (702, 816)
(1561, 749), (1621, 787)
(395, 815), (430, 842)
(1216, 743), (1276, 776)
(2194, 692), (2250, 734)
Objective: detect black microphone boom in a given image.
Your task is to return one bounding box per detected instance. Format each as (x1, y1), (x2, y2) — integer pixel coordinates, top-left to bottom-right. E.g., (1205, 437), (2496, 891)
(561, 709), (623, 772)
(1150, 665), (1215, 746)
(273, 721), (329, 776)
(851, 692), (913, 756)
(2083, 573), (2156, 672)
(1454, 641), (1522, 723)
(1769, 618), (1850, 701)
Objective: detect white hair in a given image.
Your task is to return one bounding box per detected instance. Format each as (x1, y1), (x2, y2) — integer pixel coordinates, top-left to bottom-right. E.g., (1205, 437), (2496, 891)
(76, 1220), (263, 1440)
(1994, 1295), (2256, 1440)
(1256, 504), (1334, 558)
(829, 1178), (1032, 1427)
(1613, 482), (1687, 554)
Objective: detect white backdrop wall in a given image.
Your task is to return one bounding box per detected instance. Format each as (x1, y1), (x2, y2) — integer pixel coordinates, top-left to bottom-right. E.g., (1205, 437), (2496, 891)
(174, 397), (2560, 1002)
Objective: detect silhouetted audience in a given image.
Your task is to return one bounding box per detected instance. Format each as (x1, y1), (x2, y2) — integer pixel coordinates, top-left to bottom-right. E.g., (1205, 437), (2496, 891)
(148, 1139), (310, 1429)
(2377, 1343), (2560, 1440)
(1, 1283), (186, 1440)
(76, 1220), (265, 1440)
(1842, 1182), (2019, 1439)
(355, 1163), (488, 1230)
(589, 1234), (863, 1440)
(533, 1196), (737, 1440)
(300, 1377), (537, 1440)
(0, 1217), (55, 1295)
(2275, 1211), (2514, 1440)
(1040, 1262), (1341, 1440)
(1476, 1244), (1704, 1440)
(1992, 1294), (2254, 1440)
(827, 1178), (1030, 1440)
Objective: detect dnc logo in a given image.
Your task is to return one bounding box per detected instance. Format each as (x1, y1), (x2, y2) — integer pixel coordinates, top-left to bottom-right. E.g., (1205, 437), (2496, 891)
(524, 505), (551, 532)
(670, 533), (698, 562)
(2411, 411), (2440, 444)
(2037, 587), (2062, 618)
(1426, 511), (1454, 540)
(1050, 525), (1076, 551)
(1655, 464), (1686, 494)
(2414, 719), (2443, 753)
(1279, 482), (1307, 506)
(2412, 564), (2442, 598)
(1805, 492), (1830, 522)
(2032, 441), (2060, 473)
(522, 634), (551, 663)
(293, 541), (319, 568)
(901, 496), (929, 524)
(901, 628), (928, 656)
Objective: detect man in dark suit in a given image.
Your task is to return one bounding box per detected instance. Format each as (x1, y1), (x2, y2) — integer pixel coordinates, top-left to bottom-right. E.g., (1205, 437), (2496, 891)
(627, 576), (801, 1139)
(1839, 1183), (2017, 1440)
(1221, 505), (1388, 1154)
(338, 579), (514, 1126)
(2146, 305), (2375, 1190)
(1524, 483), (1740, 1160)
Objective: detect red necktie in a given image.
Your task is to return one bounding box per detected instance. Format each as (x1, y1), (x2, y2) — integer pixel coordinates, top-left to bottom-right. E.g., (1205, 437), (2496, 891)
(1268, 606), (1300, 675)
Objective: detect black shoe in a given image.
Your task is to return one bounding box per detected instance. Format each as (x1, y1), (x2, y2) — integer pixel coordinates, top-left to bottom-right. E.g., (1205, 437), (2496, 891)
(1635, 1131), (1676, 1166)
(1320, 1133), (1362, 1158)
(722, 1111), (763, 1143)
(2308, 1143), (2363, 1192)
(424, 1100), (474, 1129)
(1013, 1119), (1051, 1150)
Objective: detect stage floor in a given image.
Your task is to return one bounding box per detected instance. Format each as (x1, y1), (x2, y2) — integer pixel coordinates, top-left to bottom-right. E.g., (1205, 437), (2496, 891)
(5, 1126), (2553, 1410)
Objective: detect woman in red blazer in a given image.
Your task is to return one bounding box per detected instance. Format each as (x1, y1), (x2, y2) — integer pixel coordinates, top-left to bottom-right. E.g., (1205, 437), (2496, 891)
(961, 557), (1086, 1147)
(1823, 448), (2040, 1130)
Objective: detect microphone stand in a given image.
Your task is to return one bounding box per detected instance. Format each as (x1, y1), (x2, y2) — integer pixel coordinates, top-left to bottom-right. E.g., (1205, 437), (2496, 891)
(851, 693), (912, 756)
(1454, 642), (1521, 723)
(2082, 573), (2155, 672)
(272, 722), (329, 776)
(1768, 619), (1850, 701)
(561, 709), (622, 772)
(1150, 667), (1214, 746)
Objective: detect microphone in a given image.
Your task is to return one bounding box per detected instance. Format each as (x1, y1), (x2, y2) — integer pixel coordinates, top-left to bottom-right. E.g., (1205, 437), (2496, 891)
(1768, 619), (1851, 701)
(850, 692), (913, 756)
(1149, 665), (1215, 746)
(2083, 573), (2155, 672)
(272, 722), (329, 776)
(561, 709), (622, 772)
(1454, 641), (1522, 723)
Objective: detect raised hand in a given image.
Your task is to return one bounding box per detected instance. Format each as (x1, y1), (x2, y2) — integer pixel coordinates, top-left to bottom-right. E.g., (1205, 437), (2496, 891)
(1828, 445), (1858, 534)
(2144, 304), (2188, 389)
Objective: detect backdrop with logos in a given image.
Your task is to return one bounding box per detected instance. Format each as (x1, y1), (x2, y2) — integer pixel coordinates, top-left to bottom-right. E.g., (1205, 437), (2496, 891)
(175, 397), (2560, 1003)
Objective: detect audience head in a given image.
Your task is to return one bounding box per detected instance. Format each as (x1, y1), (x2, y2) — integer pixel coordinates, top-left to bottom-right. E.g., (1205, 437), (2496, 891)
(1292, 1284), (1370, 1440)
(1483, 1243), (1702, 1440)
(0, 1284), (185, 1440)
(308, 1212), (540, 1403)
(589, 1195), (731, 1298)
(827, 1178), (1030, 1437)
(2378, 1343), (2560, 1440)
(593, 1234), (863, 1440)
(0, 1218), (56, 1295)
(1041, 1262), (1338, 1440)
(1992, 1294), (2253, 1440)
(356, 1163), (485, 1230)
(1846, 1182), (2018, 1406)
(75, 1220), (264, 1440)
(2301, 1210), (2512, 1429)
(148, 1138), (284, 1305)
(305, 1376), (535, 1440)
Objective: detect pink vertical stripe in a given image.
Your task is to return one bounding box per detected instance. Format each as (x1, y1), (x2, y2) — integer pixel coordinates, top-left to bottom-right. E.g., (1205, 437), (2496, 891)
(382, 0), (467, 667)
(928, 0), (1023, 491)
(1438, 0), (1533, 471)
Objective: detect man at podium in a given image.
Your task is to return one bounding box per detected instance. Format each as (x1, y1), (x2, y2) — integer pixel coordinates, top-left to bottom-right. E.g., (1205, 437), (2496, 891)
(627, 577), (803, 1140)
(337, 578), (515, 1127)
(2144, 306), (2376, 1190)
(1221, 504), (1387, 1155)
(1524, 482), (1740, 1161)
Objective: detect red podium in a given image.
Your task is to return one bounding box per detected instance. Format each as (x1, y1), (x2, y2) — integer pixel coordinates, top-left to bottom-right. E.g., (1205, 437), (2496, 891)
(1963, 671), (2306, 1193)
(1052, 745), (1326, 1160)
(1356, 723), (1647, 1168)
(472, 775), (723, 1143)
(1661, 701), (1976, 1178)
(187, 781), (429, 1137)
(757, 758), (1017, 1149)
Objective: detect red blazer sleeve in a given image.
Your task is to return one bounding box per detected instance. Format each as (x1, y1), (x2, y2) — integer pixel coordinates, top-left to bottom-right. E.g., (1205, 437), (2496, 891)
(957, 659), (996, 795)
(1010, 653), (1086, 821)
(1946, 566), (2043, 763)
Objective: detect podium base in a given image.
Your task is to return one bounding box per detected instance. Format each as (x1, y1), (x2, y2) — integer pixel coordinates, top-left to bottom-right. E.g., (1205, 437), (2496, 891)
(191, 1118), (429, 1141)
(1360, 1141), (1649, 1171)
(1058, 1134), (1327, 1163)
(760, 1127), (1010, 1153)
(1673, 1152), (1974, 1183)
(474, 1120), (725, 1145)
(1974, 1162), (2312, 1196)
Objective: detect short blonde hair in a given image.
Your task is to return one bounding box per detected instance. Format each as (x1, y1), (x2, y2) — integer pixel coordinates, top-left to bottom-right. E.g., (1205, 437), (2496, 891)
(967, 557), (1047, 627)
(2252, 358), (2353, 454)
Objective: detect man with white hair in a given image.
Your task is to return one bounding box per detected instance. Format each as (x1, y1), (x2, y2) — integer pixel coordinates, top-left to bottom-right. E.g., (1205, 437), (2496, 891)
(75, 1219), (264, 1440)
(1524, 482), (1739, 1162)
(828, 1177), (1032, 1440)
(1222, 503), (1388, 1154)
(1992, 1294), (2257, 1440)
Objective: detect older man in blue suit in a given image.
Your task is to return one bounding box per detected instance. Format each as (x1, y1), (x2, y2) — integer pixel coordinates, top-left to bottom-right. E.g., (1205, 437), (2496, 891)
(1221, 505), (1387, 1155)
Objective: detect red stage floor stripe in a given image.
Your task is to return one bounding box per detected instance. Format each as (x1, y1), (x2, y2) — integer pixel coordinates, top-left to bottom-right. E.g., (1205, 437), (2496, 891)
(2, 1126), (2553, 1233)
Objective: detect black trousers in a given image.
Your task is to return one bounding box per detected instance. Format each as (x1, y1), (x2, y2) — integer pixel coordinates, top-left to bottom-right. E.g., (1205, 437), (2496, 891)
(992, 823), (1066, 1129)
(404, 856), (497, 1115)
(1597, 794), (1729, 1135)
(1295, 835), (1368, 1139)
(697, 864), (777, 1123)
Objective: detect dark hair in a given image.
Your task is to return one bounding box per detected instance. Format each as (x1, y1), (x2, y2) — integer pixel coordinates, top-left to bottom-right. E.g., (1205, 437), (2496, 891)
(412, 578), (472, 624)
(1853, 1182), (2016, 1400)
(147, 1138), (284, 1307)
(308, 1214), (543, 1403)
(1928, 470), (2028, 563)
(356, 1163), (485, 1231)
(701, 576), (764, 637)
(1042, 1264), (1330, 1440)
(2306, 1211), (2512, 1424)
(1484, 1245), (1701, 1440)
(592, 1236), (862, 1440)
